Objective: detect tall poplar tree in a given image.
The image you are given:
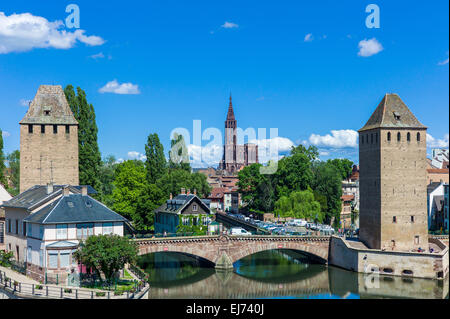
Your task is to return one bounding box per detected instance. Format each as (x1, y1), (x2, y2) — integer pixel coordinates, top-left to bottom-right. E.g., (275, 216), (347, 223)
(0, 129), (7, 187)
(64, 85), (102, 192)
(144, 133), (167, 184)
(169, 133), (191, 172)
(6, 150), (20, 196)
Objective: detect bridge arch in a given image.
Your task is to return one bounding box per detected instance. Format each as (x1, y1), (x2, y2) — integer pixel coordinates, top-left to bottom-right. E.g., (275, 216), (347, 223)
(227, 241), (328, 265)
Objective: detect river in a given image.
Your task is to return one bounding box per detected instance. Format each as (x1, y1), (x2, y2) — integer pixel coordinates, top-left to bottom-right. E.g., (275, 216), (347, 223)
(137, 250), (449, 299)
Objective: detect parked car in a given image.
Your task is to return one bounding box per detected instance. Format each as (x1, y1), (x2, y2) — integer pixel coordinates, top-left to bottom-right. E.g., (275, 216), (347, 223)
(229, 227), (252, 236)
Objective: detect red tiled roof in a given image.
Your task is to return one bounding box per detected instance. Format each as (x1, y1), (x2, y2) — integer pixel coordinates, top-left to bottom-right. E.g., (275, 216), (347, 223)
(341, 194), (355, 201)
(427, 168), (449, 174)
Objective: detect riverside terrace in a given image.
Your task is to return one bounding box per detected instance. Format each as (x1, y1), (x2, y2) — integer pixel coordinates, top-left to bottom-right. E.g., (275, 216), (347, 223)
(133, 234), (449, 280)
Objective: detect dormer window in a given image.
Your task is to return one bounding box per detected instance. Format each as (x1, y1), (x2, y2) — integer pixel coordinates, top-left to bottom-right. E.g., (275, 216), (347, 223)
(43, 106), (51, 116)
(192, 204), (198, 212)
(393, 112), (401, 121)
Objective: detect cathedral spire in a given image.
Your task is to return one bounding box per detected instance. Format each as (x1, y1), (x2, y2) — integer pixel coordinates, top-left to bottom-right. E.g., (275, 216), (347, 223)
(226, 93), (235, 121)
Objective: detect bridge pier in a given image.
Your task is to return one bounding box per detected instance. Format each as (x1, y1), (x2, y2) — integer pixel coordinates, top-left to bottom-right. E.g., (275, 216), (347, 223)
(214, 252), (234, 271)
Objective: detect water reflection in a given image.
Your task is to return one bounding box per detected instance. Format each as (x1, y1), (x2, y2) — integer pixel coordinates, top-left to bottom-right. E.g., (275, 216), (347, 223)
(137, 250), (448, 299)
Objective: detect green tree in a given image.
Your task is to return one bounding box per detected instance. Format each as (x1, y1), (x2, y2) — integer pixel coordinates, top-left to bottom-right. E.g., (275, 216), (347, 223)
(311, 161), (342, 225)
(98, 155), (118, 208)
(73, 234), (138, 284)
(274, 189), (322, 221)
(144, 133), (167, 184)
(169, 133), (190, 172)
(0, 129), (7, 187)
(64, 85), (102, 192)
(134, 183), (166, 231)
(273, 145), (318, 198)
(156, 169), (211, 198)
(6, 150), (20, 196)
(327, 158), (354, 180)
(112, 160), (147, 222)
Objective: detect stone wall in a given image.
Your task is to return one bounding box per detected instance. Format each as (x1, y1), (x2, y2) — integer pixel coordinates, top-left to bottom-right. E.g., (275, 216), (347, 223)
(329, 236), (449, 280)
(19, 124), (79, 193)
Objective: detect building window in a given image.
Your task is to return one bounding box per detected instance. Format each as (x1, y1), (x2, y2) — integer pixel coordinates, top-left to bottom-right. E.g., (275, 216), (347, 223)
(182, 217), (189, 226)
(15, 219), (18, 235)
(407, 132), (411, 142)
(27, 223), (32, 237)
(41, 125), (45, 134)
(28, 125), (33, 134)
(7, 219), (11, 233)
(56, 224), (68, 240)
(65, 125), (70, 134)
(192, 204), (198, 212)
(375, 133), (378, 143)
(387, 132), (391, 141)
(414, 236), (420, 245)
(102, 222), (113, 235)
(53, 125), (58, 134)
(417, 132), (420, 141)
(397, 132), (401, 141)
(371, 134), (373, 144)
(393, 216), (397, 223)
(411, 216), (414, 223)
(77, 223), (94, 239)
(48, 252), (58, 268)
(60, 250), (70, 268)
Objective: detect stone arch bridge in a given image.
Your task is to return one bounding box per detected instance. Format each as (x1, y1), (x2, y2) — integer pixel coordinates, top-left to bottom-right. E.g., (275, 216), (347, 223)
(134, 235), (331, 269)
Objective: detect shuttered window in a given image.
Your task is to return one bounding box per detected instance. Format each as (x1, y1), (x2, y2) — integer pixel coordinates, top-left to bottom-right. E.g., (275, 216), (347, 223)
(77, 223), (94, 239)
(56, 224), (68, 240)
(60, 251), (70, 268)
(48, 251), (58, 268)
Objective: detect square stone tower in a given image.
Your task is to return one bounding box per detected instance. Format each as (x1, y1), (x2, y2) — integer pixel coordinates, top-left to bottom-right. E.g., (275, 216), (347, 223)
(19, 85), (79, 193)
(358, 94), (428, 251)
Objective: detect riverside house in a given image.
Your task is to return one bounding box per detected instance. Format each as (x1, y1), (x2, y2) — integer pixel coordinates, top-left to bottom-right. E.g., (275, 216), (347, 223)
(1, 184), (129, 283)
(154, 188), (212, 235)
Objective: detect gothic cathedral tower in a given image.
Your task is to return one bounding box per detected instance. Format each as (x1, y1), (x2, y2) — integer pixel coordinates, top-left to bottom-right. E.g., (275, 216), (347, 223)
(19, 85), (79, 193)
(220, 95), (239, 173)
(358, 94), (428, 251)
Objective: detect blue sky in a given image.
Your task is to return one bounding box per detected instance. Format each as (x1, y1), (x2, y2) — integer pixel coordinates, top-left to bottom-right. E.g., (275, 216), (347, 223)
(0, 0), (448, 167)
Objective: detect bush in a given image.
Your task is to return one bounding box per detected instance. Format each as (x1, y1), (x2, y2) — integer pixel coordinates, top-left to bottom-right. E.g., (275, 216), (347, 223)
(64, 288), (72, 293)
(114, 291), (123, 296)
(35, 285), (43, 290)
(95, 291), (106, 297)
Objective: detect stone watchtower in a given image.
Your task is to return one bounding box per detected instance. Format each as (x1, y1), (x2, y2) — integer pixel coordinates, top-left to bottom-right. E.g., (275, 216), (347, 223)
(19, 85), (79, 193)
(358, 94), (428, 251)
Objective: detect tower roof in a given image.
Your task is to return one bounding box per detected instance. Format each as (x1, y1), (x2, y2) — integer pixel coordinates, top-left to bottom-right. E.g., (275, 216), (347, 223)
(226, 94), (235, 121)
(19, 85), (78, 125)
(358, 93), (426, 132)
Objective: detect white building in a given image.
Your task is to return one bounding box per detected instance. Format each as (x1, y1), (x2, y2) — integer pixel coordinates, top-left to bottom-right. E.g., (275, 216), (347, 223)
(1, 184), (128, 283)
(0, 184), (12, 250)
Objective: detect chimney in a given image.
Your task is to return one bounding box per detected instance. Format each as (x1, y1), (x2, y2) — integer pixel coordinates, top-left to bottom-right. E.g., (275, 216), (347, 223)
(63, 185), (70, 196)
(170, 193), (173, 200)
(187, 189), (191, 195)
(46, 183), (54, 194)
(81, 185), (88, 196)
(194, 189), (197, 196)
(181, 188), (186, 195)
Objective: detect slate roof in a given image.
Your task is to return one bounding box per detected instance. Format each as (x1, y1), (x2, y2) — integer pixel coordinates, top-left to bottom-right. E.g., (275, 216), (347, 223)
(155, 194), (211, 215)
(19, 85), (78, 125)
(1, 185), (96, 210)
(359, 94), (426, 132)
(24, 193), (128, 224)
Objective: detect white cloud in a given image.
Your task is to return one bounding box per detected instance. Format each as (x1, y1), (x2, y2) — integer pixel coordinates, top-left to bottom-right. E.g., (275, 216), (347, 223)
(304, 33), (313, 42)
(357, 38), (383, 57)
(427, 133), (449, 148)
(99, 80), (140, 95)
(438, 52), (449, 65)
(249, 137), (295, 164)
(89, 52), (104, 59)
(0, 11), (105, 54)
(221, 21), (238, 29)
(188, 143), (223, 168)
(1, 131), (10, 138)
(127, 151), (146, 161)
(309, 129), (358, 148)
